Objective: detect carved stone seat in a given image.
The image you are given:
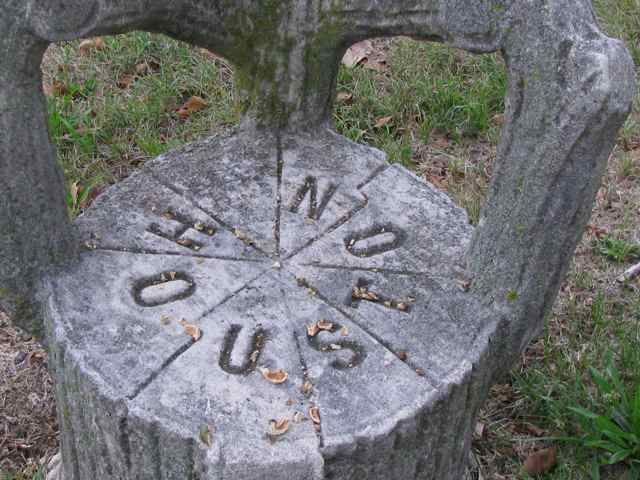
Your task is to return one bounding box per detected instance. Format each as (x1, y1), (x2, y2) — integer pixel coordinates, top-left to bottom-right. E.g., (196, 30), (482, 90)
(0, 1), (636, 479)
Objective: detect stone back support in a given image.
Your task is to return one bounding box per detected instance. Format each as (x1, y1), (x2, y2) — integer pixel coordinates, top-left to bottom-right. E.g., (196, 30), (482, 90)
(0, 1), (636, 478)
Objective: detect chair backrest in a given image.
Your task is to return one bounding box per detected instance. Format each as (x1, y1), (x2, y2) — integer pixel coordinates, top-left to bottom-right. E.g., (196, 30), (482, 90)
(0, 0), (636, 349)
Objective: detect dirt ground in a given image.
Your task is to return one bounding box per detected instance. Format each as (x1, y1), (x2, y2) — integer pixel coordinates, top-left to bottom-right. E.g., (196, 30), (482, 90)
(0, 313), (58, 476)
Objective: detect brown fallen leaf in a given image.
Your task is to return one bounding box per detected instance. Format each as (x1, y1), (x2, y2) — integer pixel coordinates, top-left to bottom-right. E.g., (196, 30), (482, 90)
(27, 351), (46, 367)
(342, 40), (372, 68)
(260, 368), (288, 384)
(177, 96), (208, 119)
(309, 407), (321, 425)
(337, 92), (353, 103)
(374, 116), (393, 128)
(181, 321), (202, 341)
(269, 418), (290, 436)
(79, 37), (106, 54)
(301, 381), (313, 396)
(523, 447), (557, 476)
(307, 323), (320, 337)
(317, 319), (333, 331)
(117, 74), (135, 89)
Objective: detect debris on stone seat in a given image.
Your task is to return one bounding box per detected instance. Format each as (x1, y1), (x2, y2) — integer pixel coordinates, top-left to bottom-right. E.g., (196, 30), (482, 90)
(199, 425), (213, 447)
(307, 323), (320, 337)
(301, 381), (313, 396)
(340, 326), (349, 337)
(160, 315), (171, 325)
(260, 368), (288, 384)
(233, 228), (254, 245)
(309, 407), (321, 431)
(269, 417), (290, 437)
(457, 278), (472, 292)
(293, 412), (305, 423)
(194, 222), (205, 231)
(179, 319), (202, 341)
(317, 319), (332, 331)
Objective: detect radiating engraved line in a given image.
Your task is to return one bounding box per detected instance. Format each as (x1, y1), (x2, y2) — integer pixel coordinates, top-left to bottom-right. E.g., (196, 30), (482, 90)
(86, 245), (266, 263)
(195, 269), (273, 322)
(127, 338), (196, 400)
(291, 276), (438, 386)
(296, 263), (441, 278)
(275, 132), (284, 259)
(147, 169), (272, 257)
(356, 164), (388, 190)
(281, 194), (369, 261)
(292, 331), (324, 447)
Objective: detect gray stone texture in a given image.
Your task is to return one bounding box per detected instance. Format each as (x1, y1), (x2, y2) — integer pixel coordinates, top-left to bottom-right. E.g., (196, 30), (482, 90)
(1, 0), (636, 479)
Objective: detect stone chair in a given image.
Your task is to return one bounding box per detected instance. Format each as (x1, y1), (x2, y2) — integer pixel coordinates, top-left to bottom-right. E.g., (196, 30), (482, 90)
(1, 1), (636, 479)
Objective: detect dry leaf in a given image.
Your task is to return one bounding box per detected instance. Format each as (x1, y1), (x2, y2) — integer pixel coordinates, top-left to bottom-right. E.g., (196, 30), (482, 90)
(523, 447), (557, 476)
(342, 40), (372, 68)
(293, 412), (305, 423)
(177, 96), (208, 119)
(42, 82), (54, 97)
(340, 326), (349, 337)
(27, 351), (45, 367)
(317, 319), (333, 331)
(69, 181), (80, 211)
(307, 323), (320, 337)
(269, 418), (290, 436)
(375, 116), (393, 128)
(309, 407), (320, 425)
(117, 74), (135, 89)
(337, 92), (353, 103)
(79, 37), (106, 54)
(301, 381), (313, 396)
(474, 422), (485, 438)
(260, 368), (288, 384)
(182, 322), (202, 341)
(199, 425), (213, 446)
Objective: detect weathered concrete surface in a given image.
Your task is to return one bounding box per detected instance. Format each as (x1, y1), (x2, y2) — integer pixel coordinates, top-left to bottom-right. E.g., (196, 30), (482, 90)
(0, 0), (635, 479)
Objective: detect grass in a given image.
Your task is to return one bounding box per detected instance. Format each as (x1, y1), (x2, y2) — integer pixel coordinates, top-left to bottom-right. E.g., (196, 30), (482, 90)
(2, 0), (638, 478)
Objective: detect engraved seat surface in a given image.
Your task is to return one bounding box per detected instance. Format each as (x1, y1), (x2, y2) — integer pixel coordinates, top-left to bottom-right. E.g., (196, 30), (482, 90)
(46, 128), (500, 478)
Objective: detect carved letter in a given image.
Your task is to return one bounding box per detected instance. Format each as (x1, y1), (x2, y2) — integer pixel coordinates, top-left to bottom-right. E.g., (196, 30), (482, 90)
(344, 224), (406, 257)
(349, 278), (411, 313)
(288, 176), (337, 221)
(219, 325), (267, 375)
(307, 322), (365, 369)
(147, 210), (216, 251)
(132, 271), (195, 307)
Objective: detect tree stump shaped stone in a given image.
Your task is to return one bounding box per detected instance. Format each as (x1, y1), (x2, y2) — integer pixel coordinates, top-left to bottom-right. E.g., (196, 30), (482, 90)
(0, 1), (636, 479)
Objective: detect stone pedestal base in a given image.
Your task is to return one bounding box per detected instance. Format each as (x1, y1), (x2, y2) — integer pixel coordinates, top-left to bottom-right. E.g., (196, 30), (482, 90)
(45, 128), (506, 479)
